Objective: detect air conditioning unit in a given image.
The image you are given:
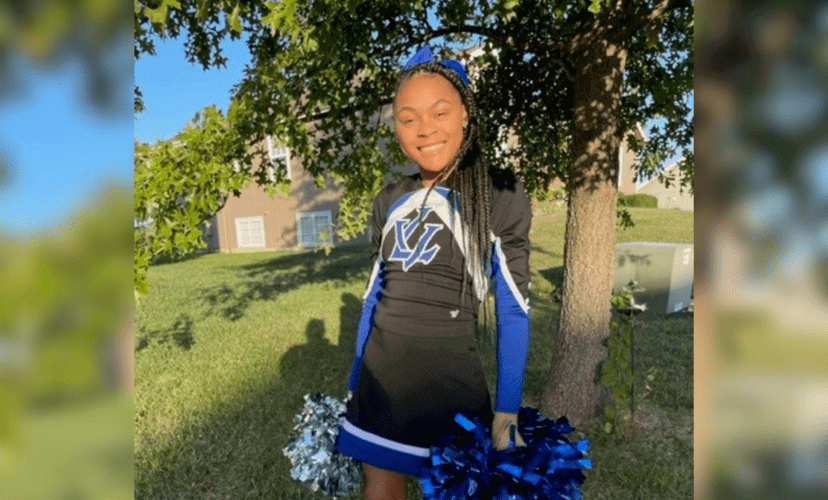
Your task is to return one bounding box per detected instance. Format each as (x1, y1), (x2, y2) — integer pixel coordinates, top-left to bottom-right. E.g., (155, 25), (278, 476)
(614, 242), (694, 314)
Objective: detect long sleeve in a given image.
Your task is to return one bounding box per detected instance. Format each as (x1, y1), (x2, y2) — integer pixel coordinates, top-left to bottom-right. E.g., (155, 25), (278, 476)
(347, 192), (389, 391)
(490, 171), (532, 413)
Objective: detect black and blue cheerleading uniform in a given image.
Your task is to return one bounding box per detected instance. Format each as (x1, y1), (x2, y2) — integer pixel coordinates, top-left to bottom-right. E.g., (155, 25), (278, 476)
(335, 167), (532, 477)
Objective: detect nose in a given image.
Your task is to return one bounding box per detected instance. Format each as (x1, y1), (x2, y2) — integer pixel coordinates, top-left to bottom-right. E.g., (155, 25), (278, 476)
(416, 116), (436, 138)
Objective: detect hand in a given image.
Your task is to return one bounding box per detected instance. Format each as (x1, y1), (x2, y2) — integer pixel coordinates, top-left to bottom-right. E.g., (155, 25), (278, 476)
(492, 411), (526, 450)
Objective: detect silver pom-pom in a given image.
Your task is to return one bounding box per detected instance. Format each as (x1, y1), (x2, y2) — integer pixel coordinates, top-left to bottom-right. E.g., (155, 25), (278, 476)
(282, 392), (361, 497)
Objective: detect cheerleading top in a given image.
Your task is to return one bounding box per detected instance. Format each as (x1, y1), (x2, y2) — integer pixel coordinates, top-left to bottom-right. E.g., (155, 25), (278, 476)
(346, 167), (532, 414)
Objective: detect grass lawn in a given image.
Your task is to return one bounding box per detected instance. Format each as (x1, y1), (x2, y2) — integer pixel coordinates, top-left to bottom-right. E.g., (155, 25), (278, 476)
(135, 206), (693, 499)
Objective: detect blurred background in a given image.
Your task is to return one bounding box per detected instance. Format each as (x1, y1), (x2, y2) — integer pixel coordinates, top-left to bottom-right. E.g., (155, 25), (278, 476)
(696, 0), (828, 498)
(0, 0), (133, 498)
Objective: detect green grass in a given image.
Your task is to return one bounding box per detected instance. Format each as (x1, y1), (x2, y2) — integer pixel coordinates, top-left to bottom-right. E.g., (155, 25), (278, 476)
(135, 207), (694, 499)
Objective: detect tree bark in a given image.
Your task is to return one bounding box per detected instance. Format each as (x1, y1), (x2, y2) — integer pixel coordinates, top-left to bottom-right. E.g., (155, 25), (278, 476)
(541, 31), (627, 428)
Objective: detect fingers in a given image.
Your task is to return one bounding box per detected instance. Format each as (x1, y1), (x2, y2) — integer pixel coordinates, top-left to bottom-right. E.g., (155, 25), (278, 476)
(492, 423), (527, 450)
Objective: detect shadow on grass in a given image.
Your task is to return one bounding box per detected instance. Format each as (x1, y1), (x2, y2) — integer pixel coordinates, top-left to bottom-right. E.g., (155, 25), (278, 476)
(530, 246), (563, 260)
(135, 293), (362, 500)
(538, 266), (564, 289)
(135, 313), (196, 352)
(150, 248), (214, 267)
(199, 244), (370, 321)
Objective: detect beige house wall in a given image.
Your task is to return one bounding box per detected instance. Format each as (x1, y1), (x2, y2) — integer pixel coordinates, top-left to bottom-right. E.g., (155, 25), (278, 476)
(637, 163), (694, 211)
(617, 134), (639, 195)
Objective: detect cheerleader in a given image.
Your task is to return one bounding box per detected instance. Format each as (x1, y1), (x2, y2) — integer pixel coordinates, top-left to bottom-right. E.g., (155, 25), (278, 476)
(335, 45), (532, 500)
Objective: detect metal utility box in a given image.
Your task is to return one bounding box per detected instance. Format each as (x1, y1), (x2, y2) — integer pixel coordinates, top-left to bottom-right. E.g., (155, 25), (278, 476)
(613, 242), (694, 314)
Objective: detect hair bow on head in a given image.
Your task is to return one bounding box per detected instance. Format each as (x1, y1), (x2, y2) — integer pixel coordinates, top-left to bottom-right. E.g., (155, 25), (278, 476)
(403, 45), (470, 87)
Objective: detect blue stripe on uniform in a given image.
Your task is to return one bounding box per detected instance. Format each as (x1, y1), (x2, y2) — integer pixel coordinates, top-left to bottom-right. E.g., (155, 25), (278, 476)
(491, 240), (530, 413)
(335, 418), (430, 477)
(348, 260), (386, 391)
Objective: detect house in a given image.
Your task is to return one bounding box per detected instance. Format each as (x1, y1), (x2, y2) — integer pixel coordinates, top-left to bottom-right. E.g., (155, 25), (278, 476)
(544, 123), (693, 212)
(635, 158), (694, 210)
(205, 135), (371, 252)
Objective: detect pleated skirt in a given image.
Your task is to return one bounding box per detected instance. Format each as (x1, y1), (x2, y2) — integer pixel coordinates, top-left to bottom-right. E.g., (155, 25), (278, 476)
(335, 325), (493, 476)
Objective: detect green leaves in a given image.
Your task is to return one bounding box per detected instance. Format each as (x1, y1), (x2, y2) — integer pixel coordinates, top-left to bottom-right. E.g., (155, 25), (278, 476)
(262, 0), (299, 37)
(227, 3), (242, 34)
(134, 104), (252, 303)
(588, 0), (606, 15)
(616, 208), (635, 230)
(493, 0), (520, 22)
(143, 0), (181, 26)
(600, 280), (645, 439)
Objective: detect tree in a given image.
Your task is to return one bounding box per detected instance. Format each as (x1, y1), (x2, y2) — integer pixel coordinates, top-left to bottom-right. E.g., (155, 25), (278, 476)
(135, 0), (693, 426)
(134, 104), (267, 300)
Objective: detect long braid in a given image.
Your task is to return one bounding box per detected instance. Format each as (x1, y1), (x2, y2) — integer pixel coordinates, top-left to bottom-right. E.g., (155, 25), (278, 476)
(393, 62), (492, 325)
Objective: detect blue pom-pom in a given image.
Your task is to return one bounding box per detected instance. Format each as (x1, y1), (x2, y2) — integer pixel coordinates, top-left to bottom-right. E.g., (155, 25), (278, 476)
(419, 406), (591, 500)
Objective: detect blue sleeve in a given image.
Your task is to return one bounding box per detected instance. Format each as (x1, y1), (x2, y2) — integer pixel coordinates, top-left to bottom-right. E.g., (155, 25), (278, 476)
(490, 177), (532, 413)
(347, 193), (387, 391)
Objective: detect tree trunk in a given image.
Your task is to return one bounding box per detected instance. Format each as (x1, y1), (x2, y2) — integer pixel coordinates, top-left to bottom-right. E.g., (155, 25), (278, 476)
(541, 33), (627, 428)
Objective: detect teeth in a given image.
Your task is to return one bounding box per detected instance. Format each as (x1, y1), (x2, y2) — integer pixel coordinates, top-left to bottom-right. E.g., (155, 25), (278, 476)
(421, 143), (443, 151)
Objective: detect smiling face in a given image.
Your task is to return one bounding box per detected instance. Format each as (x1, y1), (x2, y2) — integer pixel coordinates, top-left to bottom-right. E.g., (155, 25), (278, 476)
(394, 72), (467, 185)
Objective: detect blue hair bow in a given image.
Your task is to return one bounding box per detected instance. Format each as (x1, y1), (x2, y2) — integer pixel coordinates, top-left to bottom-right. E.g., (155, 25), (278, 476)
(403, 45), (470, 87)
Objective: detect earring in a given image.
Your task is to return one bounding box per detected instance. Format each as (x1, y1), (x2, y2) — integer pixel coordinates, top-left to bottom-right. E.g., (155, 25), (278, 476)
(463, 118), (468, 129)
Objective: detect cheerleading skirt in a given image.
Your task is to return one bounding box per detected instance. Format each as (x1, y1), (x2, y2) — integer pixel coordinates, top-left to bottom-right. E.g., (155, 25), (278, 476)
(335, 326), (493, 477)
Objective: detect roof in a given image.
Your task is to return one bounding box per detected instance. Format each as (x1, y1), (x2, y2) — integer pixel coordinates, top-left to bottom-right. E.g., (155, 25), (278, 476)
(636, 157), (686, 190)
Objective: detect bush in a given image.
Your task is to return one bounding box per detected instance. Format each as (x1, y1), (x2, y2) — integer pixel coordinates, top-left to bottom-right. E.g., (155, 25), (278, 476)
(623, 193), (658, 208)
(617, 192), (627, 207)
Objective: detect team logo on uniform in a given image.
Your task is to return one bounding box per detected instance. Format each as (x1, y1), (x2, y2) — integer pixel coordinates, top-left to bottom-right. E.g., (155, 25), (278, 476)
(389, 206), (444, 271)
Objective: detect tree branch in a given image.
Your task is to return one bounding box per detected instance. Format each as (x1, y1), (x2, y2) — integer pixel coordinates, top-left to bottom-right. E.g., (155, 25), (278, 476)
(373, 24), (504, 60)
(616, 0), (692, 40)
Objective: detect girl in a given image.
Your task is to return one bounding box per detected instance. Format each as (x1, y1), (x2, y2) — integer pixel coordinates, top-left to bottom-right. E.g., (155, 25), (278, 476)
(335, 46), (532, 500)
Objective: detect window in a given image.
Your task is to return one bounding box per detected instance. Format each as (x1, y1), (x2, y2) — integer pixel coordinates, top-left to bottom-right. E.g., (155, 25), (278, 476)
(297, 211), (333, 247)
(235, 216), (266, 248)
(266, 135), (291, 182)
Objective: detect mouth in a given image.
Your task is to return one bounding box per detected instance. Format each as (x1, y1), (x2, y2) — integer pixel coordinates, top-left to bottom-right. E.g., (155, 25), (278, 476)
(418, 142), (445, 152)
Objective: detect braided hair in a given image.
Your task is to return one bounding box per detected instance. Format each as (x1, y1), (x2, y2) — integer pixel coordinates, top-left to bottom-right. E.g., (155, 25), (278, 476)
(392, 62), (492, 317)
